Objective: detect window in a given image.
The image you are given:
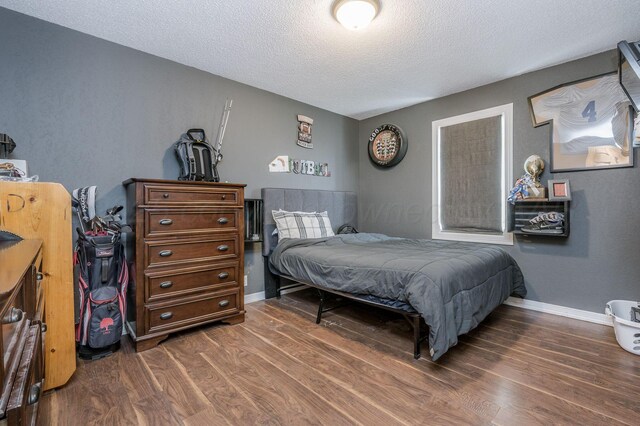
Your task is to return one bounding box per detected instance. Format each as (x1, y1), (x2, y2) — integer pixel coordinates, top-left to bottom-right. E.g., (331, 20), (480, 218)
(431, 103), (513, 245)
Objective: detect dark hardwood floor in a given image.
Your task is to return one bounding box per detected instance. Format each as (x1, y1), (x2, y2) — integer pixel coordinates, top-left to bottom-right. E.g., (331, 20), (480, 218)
(38, 289), (640, 425)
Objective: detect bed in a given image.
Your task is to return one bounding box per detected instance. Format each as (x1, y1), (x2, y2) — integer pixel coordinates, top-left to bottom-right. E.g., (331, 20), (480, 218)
(262, 188), (526, 361)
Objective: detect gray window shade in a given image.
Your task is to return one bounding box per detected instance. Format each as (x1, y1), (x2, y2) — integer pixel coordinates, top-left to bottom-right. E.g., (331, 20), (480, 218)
(440, 115), (503, 234)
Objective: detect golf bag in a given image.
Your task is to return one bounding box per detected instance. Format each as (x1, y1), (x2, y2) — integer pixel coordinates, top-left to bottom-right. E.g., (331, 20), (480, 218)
(72, 186), (129, 359)
(174, 128), (220, 182)
(75, 231), (128, 351)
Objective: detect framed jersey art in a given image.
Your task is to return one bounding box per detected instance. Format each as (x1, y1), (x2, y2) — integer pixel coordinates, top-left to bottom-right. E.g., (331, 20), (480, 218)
(529, 72), (635, 172)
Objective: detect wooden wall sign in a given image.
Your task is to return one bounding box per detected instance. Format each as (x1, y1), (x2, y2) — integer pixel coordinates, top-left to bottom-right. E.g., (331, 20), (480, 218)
(297, 115), (313, 149)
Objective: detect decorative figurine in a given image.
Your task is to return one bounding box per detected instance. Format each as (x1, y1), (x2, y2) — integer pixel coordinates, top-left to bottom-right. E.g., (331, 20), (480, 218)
(523, 155), (546, 198)
(508, 155), (546, 204)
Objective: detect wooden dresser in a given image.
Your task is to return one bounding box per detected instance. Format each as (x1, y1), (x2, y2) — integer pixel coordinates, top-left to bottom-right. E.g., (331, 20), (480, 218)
(123, 179), (246, 351)
(0, 239), (45, 425)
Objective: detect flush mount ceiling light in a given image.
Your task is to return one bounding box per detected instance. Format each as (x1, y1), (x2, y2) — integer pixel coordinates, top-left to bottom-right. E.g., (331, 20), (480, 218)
(333, 0), (380, 30)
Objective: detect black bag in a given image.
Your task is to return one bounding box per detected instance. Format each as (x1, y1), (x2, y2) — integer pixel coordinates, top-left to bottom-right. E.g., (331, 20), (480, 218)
(337, 224), (358, 234)
(174, 129), (220, 182)
(0, 133), (16, 158)
(75, 233), (128, 349)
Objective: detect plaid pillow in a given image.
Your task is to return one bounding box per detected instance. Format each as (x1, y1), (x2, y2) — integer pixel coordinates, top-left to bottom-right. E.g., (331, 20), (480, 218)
(272, 210), (335, 240)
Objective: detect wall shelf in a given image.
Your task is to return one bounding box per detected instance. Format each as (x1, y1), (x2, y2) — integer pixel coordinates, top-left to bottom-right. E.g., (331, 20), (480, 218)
(508, 199), (570, 237)
(244, 198), (263, 243)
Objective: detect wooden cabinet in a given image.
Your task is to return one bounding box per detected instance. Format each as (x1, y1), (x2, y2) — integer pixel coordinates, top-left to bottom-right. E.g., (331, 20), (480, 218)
(0, 182), (75, 391)
(123, 179), (246, 352)
(0, 239), (45, 425)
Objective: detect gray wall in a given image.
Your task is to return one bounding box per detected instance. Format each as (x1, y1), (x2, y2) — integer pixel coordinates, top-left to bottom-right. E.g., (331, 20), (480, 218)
(0, 8), (359, 295)
(359, 51), (640, 313)
(3, 7), (637, 313)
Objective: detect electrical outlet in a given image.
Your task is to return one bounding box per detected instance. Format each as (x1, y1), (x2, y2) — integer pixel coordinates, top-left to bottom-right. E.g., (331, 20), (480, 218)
(244, 275), (248, 287)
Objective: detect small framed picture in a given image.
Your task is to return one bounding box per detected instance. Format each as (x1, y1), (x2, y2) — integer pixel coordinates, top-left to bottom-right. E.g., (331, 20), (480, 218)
(548, 179), (571, 201)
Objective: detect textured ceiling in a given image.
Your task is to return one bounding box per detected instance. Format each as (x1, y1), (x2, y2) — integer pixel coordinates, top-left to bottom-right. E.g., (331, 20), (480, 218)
(1, 0), (639, 119)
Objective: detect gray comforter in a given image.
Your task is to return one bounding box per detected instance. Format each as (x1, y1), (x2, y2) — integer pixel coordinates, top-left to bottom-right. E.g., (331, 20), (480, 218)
(269, 233), (526, 360)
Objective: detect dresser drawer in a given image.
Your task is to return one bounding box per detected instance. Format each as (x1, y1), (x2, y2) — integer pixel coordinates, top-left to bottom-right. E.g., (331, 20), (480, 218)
(146, 290), (240, 333)
(145, 262), (239, 302)
(145, 236), (238, 269)
(144, 184), (241, 206)
(2, 296), (26, 372)
(144, 209), (238, 238)
(6, 324), (42, 426)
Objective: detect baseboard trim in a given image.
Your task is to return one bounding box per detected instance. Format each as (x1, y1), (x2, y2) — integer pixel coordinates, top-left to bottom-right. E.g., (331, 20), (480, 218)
(504, 297), (612, 327)
(244, 291), (265, 304)
(244, 285), (309, 305)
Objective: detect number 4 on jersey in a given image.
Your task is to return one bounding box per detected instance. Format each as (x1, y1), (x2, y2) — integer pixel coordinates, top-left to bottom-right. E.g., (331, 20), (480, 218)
(582, 100), (596, 122)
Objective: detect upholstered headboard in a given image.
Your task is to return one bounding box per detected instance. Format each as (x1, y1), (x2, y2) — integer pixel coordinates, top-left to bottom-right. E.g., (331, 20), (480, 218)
(261, 188), (358, 256)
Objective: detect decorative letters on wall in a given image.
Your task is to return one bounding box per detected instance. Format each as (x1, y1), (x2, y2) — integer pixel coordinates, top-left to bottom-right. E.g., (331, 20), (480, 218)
(268, 155), (330, 177)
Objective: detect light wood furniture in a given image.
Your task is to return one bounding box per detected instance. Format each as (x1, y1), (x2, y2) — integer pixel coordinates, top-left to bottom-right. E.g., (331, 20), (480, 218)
(0, 239), (45, 425)
(0, 182), (75, 391)
(123, 178), (246, 351)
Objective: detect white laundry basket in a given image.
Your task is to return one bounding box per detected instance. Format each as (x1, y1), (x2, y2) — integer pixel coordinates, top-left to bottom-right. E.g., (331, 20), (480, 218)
(605, 300), (640, 355)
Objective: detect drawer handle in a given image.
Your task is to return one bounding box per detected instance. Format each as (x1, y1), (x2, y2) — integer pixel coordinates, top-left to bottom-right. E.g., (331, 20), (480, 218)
(217, 217), (229, 225)
(218, 272), (229, 280)
(160, 312), (173, 320)
(4, 307), (23, 324)
(219, 300), (230, 308)
(159, 218), (173, 226)
(163, 193), (170, 199)
(41, 323), (48, 333)
(159, 250), (173, 257)
(217, 245), (229, 252)
(36, 272), (44, 281)
(159, 281), (173, 289)
(221, 194), (227, 200)
(28, 382), (42, 405)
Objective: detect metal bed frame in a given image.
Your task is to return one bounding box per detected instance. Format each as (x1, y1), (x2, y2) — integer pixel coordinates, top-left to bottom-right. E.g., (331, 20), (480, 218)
(260, 188), (428, 359)
(265, 267), (428, 359)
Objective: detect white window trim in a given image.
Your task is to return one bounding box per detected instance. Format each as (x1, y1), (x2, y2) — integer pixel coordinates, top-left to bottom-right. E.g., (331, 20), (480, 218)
(431, 103), (514, 246)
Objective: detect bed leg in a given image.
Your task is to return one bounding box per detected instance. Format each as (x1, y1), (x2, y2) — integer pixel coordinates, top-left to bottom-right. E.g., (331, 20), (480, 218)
(413, 316), (421, 359)
(316, 289), (325, 324)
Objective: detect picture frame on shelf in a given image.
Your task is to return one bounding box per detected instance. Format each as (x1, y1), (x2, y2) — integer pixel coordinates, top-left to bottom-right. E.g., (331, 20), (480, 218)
(528, 72), (635, 172)
(548, 179), (572, 201)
